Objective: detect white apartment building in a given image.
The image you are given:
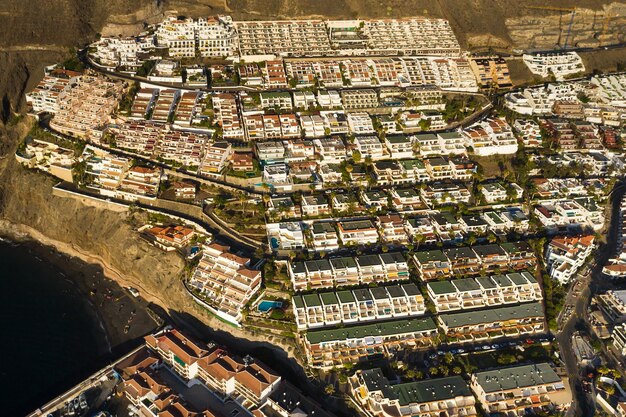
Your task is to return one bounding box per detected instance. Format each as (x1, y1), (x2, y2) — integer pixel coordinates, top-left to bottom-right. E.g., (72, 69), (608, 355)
(546, 235), (595, 285)
(292, 283), (425, 330)
(354, 135), (386, 160)
(470, 363), (571, 416)
(156, 17), (196, 57)
(289, 252), (409, 291)
(195, 16), (238, 57)
(347, 113), (375, 134)
(523, 52), (584, 80)
(188, 243), (261, 324)
(157, 129), (208, 167)
(351, 369), (477, 417)
(299, 115), (326, 138)
(426, 272), (542, 313)
(316, 90), (343, 109)
(200, 141), (232, 174)
(266, 222), (305, 251)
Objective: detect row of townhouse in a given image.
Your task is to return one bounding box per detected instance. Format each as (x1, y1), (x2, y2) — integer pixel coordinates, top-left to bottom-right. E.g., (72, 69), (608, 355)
(350, 362), (570, 417)
(531, 177), (610, 200)
(93, 17), (462, 63)
(535, 150), (617, 177)
(242, 112), (301, 140)
(135, 328), (280, 409)
(541, 118), (605, 150)
(350, 368), (476, 417)
(235, 18), (460, 58)
(545, 235), (595, 285)
(302, 301), (545, 369)
(603, 198), (626, 277)
(597, 290), (626, 324)
(426, 271), (542, 313)
(188, 243), (262, 325)
(292, 283), (425, 329)
(114, 120), (234, 172)
(512, 119), (543, 147)
(413, 242), (536, 281)
(129, 88), (158, 120)
(149, 89), (180, 123)
(48, 72), (125, 141)
(284, 57), (475, 90)
(254, 134), (477, 172)
(288, 251), (409, 291)
(83, 146), (161, 201)
(534, 198), (605, 231)
(437, 302), (545, 344)
(244, 110), (444, 143)
(303, 316), (438, 369)
(213, 93), (245, 139)
(268, 205), (529, 253)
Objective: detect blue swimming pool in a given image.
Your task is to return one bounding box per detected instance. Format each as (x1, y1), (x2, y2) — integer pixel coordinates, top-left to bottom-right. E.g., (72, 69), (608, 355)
(258, 300), (283, 313)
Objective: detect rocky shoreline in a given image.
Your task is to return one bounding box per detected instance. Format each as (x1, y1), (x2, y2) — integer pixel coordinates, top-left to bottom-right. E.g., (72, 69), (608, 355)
(0, 220), (160, 354)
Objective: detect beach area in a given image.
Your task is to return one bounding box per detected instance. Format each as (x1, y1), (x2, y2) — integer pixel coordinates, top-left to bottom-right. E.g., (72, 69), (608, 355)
(0, 220), (162, 353)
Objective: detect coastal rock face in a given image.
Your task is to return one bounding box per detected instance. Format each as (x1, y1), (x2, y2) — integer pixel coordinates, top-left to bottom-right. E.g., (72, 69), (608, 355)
(0, 124), (187, 319)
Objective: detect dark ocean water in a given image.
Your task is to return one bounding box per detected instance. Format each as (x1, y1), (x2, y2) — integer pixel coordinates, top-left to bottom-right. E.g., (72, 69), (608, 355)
(0, 239), (108, 416)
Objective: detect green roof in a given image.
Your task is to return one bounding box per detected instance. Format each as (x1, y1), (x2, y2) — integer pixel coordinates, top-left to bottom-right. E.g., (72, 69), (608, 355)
(472, 244), (506, 257)
(507, 272), (531, 285)
(359, 369), (472, 405)
(379, 252), (406, 265)
(261, 91), (291, 99)
(303, 293), (322, 307)
(491, 274), (513, 287)
(453, 278), (481, 292)
(312, 222), (336, 234)
(485, 212), (504, 224)
(385, 135), (410, 144)
(293, 296), (304, 309)
(473, 363), (561, 393)
(414, 133), (438, 141)
(439, 302), (544, 328)
(414, 250), (448, 264)
(476, 276), (496, 289)
(401, 283), (420, 296)
(340, 220), (375, 230)
(393, 376), (472, 405)
(438, 132), (463, 140)
(320, 292), (339, 305)
(370, 287), (390, 300)
(444, 247), (478, 260)
(521, 271), (538, 283)
(330, 257), (358, 269)
(428, 281), (456, 295)
(400, 159), (425, 170)
(337, 290), (356, 303)
(305, 317), (437, 344)
(353, 288), (373, 302)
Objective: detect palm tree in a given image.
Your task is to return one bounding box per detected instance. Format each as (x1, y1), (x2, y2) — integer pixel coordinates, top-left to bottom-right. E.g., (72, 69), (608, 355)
(238, 192), (247, 214)
(414, 234), (426, 251)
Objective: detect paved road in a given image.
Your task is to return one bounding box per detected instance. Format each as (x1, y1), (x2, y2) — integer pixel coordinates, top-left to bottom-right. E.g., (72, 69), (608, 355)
(556, 180), (626, 416)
